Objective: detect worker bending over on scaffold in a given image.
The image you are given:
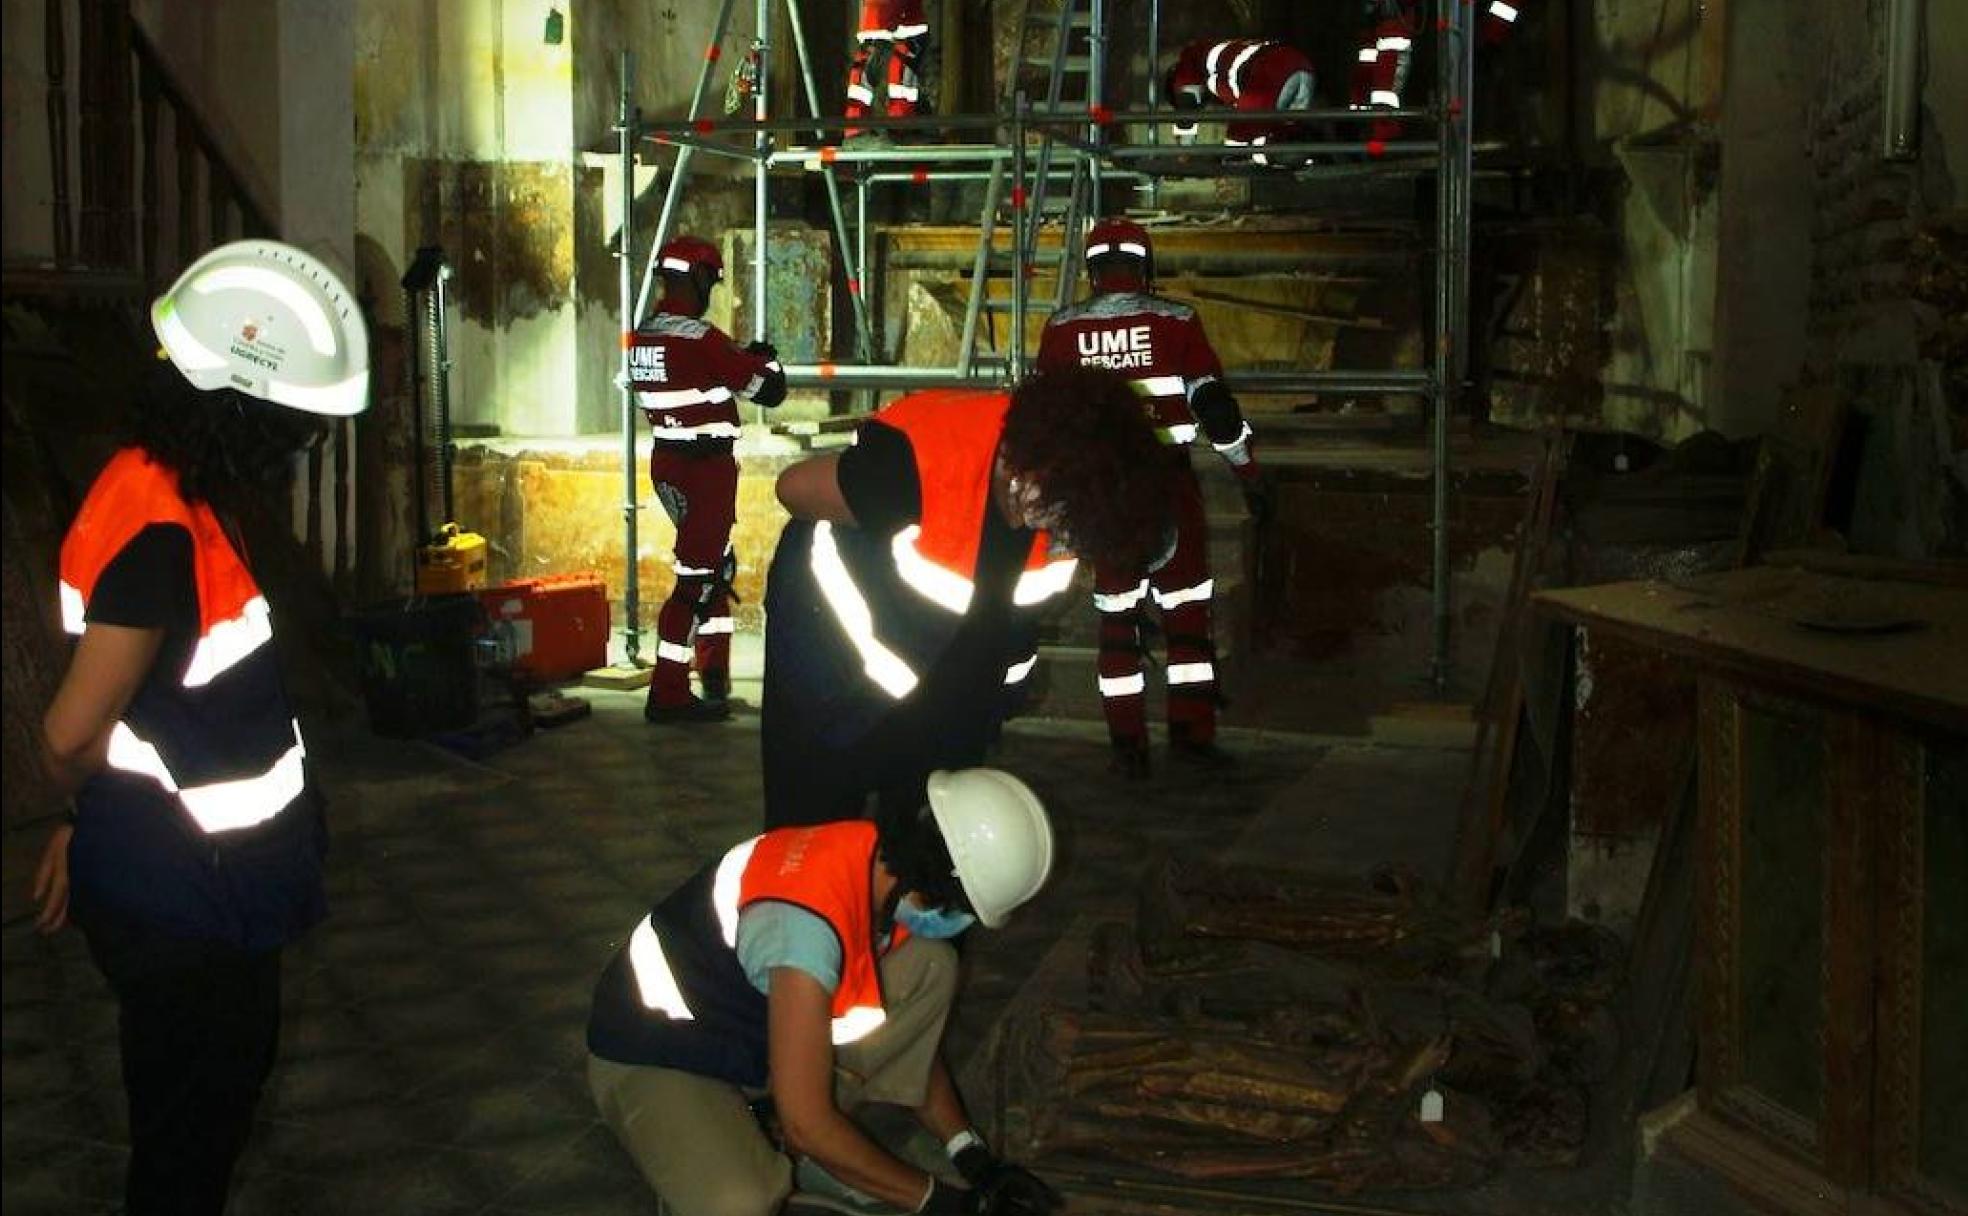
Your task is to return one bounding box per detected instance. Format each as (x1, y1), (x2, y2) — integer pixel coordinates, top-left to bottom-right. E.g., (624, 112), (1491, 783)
(761, 366), (1173, 829)
(1037, 219), (1269, 779)
(586, 768), (1064, 1216)
(844, 0), (928, 143)
(629, 235), (787, 725)
(1165, 37), (1317, 165)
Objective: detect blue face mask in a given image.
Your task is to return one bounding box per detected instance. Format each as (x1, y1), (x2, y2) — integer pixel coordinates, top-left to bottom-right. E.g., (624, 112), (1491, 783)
(896, 898), (976, 940)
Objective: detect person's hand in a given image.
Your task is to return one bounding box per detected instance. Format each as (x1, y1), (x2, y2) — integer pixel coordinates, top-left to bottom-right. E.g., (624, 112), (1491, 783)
(956, 1146), (1063, 1215)
(32, 823), (74, 933)
(918, 1178), (970, 1215)
(744, 339), (779, 360)
(1240, 473), (1275, 527)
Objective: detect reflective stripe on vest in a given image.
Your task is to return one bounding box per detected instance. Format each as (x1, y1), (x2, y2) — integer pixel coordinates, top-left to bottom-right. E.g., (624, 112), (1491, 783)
(630, 834), (889, 1045)
(106, 718), (307, 834)
(813, 521), (921, 699)
(891, 525), (1077, 615)
(61, 583), (275, 691)
(628, 916), (696, 1019)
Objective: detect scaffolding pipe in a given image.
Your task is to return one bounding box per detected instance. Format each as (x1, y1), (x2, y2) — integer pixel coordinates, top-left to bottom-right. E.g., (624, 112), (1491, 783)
(1087, 0), (1105, 216)
(772, 144), (1013, 165)
(1428, 0), (1472, 694)
(752, 0), (770, 378)
(781, 0), (876, 362)
(1144, 0), (1160, 208)
(865, 168), (1146, 185)
(1105, 140), (1440, 160)
(774, 365), (1434, 393)
(637, 0), (741, 325)
(617, 51), (644, 665)
(956, 162), (1005, 375)
(889, 247), (1417, 271)
(1010, 92), (1030, 379)
(637, 104), (1429, 136)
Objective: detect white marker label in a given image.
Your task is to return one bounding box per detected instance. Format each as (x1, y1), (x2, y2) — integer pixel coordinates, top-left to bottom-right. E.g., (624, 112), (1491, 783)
(1420, 1089), (1445, 1123)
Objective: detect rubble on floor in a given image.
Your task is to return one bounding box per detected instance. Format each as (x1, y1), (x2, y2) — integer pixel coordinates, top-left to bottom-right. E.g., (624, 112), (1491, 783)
(995, 858), (1621, 1196)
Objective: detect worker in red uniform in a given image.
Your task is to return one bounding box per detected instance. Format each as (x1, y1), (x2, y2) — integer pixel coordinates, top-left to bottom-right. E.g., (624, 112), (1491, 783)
(1164, 38), (1317, 165)
(629, 235), (788, 724)
(1350, 0), (1526, 141)
(586, 768), (1063, 1216)
(1037, 219), (1269, 778)
(762, 367), (1172, 828)
(844, 0), (929, 141)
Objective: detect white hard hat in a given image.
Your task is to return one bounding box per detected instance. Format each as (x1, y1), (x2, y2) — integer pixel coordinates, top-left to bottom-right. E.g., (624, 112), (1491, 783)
(150, 240), (370, 416)
(926, 768), (1054, 928)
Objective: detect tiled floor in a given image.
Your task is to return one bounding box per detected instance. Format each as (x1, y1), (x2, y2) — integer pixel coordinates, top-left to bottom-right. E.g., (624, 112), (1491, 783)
(1, 686), (1328, 1215)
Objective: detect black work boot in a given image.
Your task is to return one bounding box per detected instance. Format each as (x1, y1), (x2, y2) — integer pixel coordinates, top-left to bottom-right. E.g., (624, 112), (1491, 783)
(1169, 726), (1234, 770)
(644, 695), (731, 725)
(1109, 736), (1152, 780)
(700, 670), (731, 704)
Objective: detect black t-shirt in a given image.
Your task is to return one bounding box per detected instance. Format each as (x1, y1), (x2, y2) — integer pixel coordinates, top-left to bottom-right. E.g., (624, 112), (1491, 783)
(86, 522), (199, 679)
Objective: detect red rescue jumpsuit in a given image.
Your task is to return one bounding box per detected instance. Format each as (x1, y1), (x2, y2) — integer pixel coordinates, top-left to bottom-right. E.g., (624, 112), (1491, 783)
(1037, 294), (1258, 750)
(1350, 0), (1525, 140)
(1166, 39), (1318, 159)
(846, 0), (929, 127)
(628, 303), (783, 708)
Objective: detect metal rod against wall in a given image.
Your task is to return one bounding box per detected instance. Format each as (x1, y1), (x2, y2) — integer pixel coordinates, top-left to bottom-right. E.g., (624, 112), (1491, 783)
(1883, 0), (1923, 160)
(618, 49), (644, 665)
(638, 0), (741, 325)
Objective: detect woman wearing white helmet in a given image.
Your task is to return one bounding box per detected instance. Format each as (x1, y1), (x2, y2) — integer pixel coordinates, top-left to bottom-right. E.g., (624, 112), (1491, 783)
(30, 240), (367, 1215)
(586, 768), (1064, 1216)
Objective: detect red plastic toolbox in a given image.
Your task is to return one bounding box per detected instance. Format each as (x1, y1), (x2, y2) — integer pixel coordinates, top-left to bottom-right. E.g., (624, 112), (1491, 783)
(476, 573), (609, 682)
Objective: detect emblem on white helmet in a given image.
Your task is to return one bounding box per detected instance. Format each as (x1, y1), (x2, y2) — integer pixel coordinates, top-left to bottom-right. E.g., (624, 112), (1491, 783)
(151, 240), (371, 417)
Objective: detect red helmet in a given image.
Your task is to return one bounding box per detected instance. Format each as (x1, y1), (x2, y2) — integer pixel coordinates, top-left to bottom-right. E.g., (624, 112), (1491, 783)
(657, 235), (724, 282)
(1083, 219), (1153, 278)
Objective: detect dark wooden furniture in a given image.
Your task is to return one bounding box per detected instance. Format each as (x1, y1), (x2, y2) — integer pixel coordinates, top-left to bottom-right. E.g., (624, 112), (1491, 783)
(1538, 564), (1967, 1216)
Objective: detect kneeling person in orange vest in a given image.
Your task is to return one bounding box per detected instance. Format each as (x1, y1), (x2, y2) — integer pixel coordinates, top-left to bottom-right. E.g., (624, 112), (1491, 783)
(586, 769), (1064, 1216)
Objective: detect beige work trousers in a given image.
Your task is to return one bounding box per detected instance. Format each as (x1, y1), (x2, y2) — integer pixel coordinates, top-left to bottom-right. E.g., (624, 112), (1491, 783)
(588, 936), (960, 1216)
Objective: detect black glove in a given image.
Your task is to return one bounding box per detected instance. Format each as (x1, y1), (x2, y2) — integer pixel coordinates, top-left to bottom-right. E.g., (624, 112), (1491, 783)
(919, 1178), (971, 1216)
(1239, 473), (1275, 527)
(743, 339), (779, 360)
(955, 1146), (1064, 1216)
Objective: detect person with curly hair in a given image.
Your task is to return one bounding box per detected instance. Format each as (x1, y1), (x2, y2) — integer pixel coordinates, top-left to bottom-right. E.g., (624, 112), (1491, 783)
(31, 240), (367, 1215)
(759, 366), (1171, 828)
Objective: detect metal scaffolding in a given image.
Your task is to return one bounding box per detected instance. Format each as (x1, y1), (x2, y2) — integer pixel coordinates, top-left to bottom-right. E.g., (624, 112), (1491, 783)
(612, 0), (1476, 690)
